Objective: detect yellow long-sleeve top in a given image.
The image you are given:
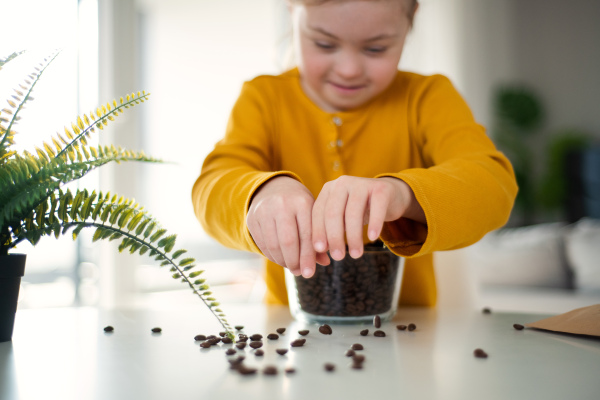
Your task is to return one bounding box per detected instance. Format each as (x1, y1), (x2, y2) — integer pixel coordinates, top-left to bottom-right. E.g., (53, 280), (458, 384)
(192, 68), (517, 307)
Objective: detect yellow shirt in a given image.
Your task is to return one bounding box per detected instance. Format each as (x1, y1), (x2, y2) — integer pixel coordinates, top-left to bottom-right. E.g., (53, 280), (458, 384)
(192, 68), (517, 307)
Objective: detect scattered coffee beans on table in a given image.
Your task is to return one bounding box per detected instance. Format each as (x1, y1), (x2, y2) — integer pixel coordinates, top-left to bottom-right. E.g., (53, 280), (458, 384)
(249, 341), (263, 349)
(276, 349), (289, 355)
(298, 330), (309, 336)
(225, 348), (237, 356)
(319, 324), (333, 335)
(473, 348), (488, 358)
(103, 326), (114, 332)
(236, 342), (247, 350)
(235, 325), (244, 330)
(351, 343), (364, 350)
(360, 329), (369, 336)
(285, 367), (296, 374)
(408, 323), (417, 331)
(276, 328), (286, 334)
(345, 349), (356, 357)
(513, 324), (525, 330)
(482, 307), (492, 314)
(290, 339), (305, 347)
(250, 334), (263, 341)
(267, 333), (279, 340)
(200, 341), (212, 349)
(324, 363), (335, 372)
(238, 334), (248, 342)
(396, 325), (407, 331)
(255, 349), (264, 356)
(221, 337), (233, 344)
(373, 330), (386, 337)
(194, 334), (207, 341)
(374, 315), (381, 328)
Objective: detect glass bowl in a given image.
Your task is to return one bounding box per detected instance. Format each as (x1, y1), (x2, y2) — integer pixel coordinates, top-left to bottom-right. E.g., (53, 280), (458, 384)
(285, 243), (405, 324)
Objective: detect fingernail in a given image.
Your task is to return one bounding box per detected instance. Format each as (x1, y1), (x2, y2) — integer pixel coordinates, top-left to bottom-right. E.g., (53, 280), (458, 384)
(314, 241), (325, 252)
(350, 248), (361, 259)
(368, 230), (378, 241)
(332, 249), (343, 260)
(302, 268), (312, 278)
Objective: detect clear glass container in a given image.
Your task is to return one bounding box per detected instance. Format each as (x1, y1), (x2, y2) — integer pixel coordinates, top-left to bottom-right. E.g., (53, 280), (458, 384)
(285, 243), (405, 324)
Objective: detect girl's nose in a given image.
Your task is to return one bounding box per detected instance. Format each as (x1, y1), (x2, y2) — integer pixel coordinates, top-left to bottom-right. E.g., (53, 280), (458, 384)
(333, 50), (363, 80)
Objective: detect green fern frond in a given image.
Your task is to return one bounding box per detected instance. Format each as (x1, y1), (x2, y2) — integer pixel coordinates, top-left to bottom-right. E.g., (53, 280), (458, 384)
(0, 51), (60, 156)
(9, 189), (233, 335)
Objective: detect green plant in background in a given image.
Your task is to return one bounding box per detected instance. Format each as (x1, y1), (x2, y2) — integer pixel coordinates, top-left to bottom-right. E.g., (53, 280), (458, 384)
(538, 130), (591, 210)
(492, 85), (591, 225)
(0, 51), (233, 338)
(493, 86), (544, 225)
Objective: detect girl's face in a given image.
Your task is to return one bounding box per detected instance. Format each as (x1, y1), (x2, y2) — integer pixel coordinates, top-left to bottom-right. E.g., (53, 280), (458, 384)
(291, 0), (414, 112)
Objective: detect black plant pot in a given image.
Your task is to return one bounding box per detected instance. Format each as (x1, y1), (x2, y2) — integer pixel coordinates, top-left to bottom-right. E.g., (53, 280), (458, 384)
(0, 254), (26, 342)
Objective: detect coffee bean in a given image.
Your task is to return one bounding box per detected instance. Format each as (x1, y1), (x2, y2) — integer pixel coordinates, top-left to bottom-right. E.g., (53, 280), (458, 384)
(319, 324), (333, 335)
(225, 348), (237, 356)
(276, 349), (288, 355)
(352, 354), (365, 364)
(408, 323), (416, 331)
(250, 334), (263, 341)
(360, 329), (369, 336)
(194, 334), (207, 341)
(351, 363), (363, 370)
(298, 330), (309, 336)
(373, 330), (386, 337)
(351, 343), (364, 350)
(249, 341), (263, 349)
(276, 327), (286, 334)
(255, 349), (264, 356)
(285, 367), (296, 374)
(219, 331), (227, 337)
(373, 315), (381, 328)
(345, 349), (356, 357)
(208, 338), (221, 345)
(238, 334), (248, 342)
(207, 335), (217, 340)
(324, 363), (335, 372)
(290, 339), (305, 347)
(263, 365), (278, 375)
(482, 307), (492, 314)
(200, 341), (212, 349)
(513, 324), (525, 330)
(235, 325), (244, 331)
(228, 356), (245, 370)
(103, 326), (114, 332)
(221, 337), (233, 344)
(238, 366), (257, 375)
(236, 342), (247, 350)
(474, 348), (488, 358)
(267, 333), (279, 340)
(396, 325), (407, 331)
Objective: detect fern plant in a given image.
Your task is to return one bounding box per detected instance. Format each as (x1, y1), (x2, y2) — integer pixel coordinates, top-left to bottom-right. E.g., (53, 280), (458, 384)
(0, 51), (233, 339)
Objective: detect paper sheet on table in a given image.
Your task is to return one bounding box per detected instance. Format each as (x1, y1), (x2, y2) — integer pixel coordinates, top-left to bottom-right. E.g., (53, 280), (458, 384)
(525, 304), (600, 337)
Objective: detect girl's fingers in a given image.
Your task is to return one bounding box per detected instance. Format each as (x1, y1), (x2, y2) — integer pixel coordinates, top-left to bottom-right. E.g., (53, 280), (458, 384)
(315, 251), (330, 266)
(323, 185), (349, 261)
(262, 218), (287, 268)
(366, 187), (389, 242)
(277, 214), (301, 274)
(296, 210), (317, 278)
(311, 186), (329, 255)
(344, 188), (368, 259)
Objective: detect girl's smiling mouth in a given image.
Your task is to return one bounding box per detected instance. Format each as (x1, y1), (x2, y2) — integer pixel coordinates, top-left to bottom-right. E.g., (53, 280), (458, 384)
(329, 81), (366, 94)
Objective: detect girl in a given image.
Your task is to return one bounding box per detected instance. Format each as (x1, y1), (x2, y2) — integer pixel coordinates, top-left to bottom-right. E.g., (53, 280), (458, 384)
(192, 0), (517, 306)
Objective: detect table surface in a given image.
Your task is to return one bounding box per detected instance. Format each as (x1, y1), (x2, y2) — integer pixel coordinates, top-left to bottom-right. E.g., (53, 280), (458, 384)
(1, 304), (599, 400)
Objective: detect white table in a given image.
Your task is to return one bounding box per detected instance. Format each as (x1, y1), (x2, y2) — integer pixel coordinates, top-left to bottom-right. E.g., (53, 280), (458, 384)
(1, 304), (599, 400)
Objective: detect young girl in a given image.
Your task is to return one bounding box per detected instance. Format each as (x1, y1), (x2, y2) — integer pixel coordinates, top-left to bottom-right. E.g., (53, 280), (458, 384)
(192, 0), (517, 306)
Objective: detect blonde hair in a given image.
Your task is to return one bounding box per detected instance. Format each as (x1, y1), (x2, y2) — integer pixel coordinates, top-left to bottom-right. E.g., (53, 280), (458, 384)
(288, 0), (419, 26)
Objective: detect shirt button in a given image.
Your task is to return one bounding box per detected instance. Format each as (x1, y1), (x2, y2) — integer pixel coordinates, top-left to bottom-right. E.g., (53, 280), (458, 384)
(337, 139), (343, 147)
(332, 116), (342, 126)
(333, 161), (340, 171)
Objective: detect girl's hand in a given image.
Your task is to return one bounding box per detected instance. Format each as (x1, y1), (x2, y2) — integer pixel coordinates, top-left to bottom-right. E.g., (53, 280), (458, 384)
(247, 176), (330, 278)
(311, 176), (425, 260)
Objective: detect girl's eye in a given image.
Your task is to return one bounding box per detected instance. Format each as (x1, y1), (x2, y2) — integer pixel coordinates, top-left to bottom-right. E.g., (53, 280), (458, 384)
(365, 47), (386, 54)
(315, 41), (335, 50)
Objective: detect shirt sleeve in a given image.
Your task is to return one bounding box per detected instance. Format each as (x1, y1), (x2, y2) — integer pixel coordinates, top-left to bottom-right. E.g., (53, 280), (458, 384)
(192, 80), (301, 254)
(376, 75), (518, 257)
